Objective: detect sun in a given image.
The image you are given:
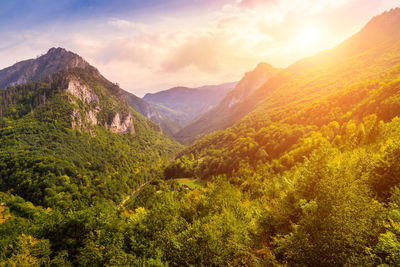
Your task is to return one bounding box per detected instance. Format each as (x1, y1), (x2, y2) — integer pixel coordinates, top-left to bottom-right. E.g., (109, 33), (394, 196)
(295, 26), (322, 47)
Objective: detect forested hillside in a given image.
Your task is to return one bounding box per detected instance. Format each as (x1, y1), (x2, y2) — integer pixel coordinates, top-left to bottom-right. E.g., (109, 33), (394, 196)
(176, 8), (400, 146)
(0, 47), (183, 137)
(156, 8), (400, 265)
(0, 67), (182, 265)
(0, 66), (181, 203)
(2, 6), (400, 267)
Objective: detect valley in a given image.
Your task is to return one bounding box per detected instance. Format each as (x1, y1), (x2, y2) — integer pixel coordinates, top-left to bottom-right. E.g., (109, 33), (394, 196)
(1, 4), (400, 266)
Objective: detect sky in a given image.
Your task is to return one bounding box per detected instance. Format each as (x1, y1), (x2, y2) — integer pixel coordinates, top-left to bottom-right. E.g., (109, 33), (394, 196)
(0, 0), (399, 96)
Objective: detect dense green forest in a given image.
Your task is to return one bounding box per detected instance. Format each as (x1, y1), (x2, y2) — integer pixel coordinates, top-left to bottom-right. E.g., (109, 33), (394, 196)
(2, 8), (400, 267)
(159, 64), (400, 266)
(0, 68), (183, 265)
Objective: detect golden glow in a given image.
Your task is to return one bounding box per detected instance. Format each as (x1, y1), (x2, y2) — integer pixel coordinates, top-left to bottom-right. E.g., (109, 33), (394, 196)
(295, 26), (322, 47)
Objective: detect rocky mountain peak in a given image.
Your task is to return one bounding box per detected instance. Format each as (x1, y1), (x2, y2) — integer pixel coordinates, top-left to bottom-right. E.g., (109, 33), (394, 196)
(47, 47), (68, 54)
(0, 47), (97, 89)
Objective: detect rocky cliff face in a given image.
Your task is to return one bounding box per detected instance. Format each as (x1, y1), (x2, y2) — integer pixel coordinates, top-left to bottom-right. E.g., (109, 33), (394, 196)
(66, 75), (99, 105)
(107, 112), (135, 134)
(66, 75), (135, 135)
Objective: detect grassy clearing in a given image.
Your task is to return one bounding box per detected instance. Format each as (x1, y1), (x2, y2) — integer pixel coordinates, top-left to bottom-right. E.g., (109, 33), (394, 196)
(175, 178), (206, 189)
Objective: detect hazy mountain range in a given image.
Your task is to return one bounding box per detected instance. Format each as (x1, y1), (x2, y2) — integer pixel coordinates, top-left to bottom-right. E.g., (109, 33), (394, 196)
(143, 82), (236, 129)
(0, 48), (238, 137)
(174, 62), (279, 144)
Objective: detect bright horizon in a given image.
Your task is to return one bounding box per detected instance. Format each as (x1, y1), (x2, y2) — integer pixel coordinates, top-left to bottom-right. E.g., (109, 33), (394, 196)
(0, 0), (399, 97)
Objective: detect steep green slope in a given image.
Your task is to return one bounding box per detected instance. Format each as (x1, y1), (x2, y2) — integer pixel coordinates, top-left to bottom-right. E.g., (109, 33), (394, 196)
(171, 62), (400, 178)
(176, 8), (400, 146)
(153, 8), (400, 265)
(0, 67), (184, 266)
(175, 7), (400, 166)
(0, 68), (181, 208)
(243, 8), (400, 124)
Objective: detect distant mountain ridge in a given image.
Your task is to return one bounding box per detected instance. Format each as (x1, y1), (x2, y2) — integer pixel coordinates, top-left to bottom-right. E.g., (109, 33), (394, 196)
(245, 7), (400, 118)
(174, 62), (279, 144)
(122, 90), (182, 136)
(143, 82), (236, 128)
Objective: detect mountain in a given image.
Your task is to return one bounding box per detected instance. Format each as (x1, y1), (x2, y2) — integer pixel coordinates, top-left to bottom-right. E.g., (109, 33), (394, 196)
(180, 7), (400, 163)
(0, 47), (183, 207)
(0, 60), (181, 208)
(122, 90), (181, 136)
(159, 8), (400, 265)
(3, 7), (400, 267)
(239, 7), (400, 127)
(143, 82), (236, 128)
(219, 63), (278, 109)
(0, 47), (94, 89)
(175, 63), (279, 144)
(0, 47), (184, 265)
(176, 8), (400, 145)
(0, 47), (181, 136)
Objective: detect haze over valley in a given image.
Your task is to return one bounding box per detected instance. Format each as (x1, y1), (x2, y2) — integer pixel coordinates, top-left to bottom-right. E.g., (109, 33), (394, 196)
(1, 1), (400, 266)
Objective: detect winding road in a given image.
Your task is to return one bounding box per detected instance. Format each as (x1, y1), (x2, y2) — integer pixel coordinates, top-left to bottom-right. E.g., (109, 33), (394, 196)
(118, 181), (149, 210)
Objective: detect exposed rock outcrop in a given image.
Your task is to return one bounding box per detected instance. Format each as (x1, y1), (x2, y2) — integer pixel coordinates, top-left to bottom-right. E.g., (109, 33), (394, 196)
(66, 75), (135, 135)
(71, 109), (82, 130)
(107, 113), (135, 134)
(66, 76), (99, 105)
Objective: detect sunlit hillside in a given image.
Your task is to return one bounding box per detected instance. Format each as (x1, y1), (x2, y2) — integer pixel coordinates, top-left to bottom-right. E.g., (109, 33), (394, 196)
(1, 1), (400, 266)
